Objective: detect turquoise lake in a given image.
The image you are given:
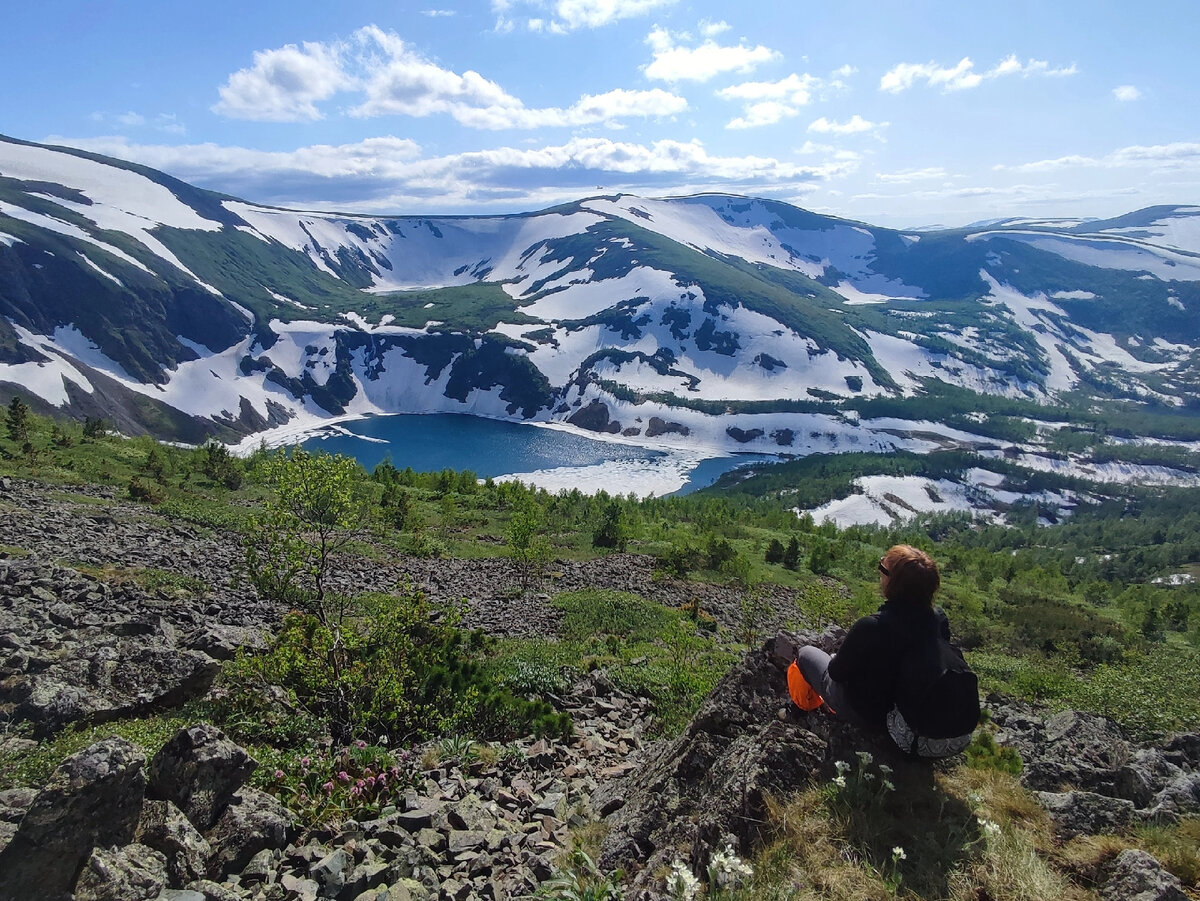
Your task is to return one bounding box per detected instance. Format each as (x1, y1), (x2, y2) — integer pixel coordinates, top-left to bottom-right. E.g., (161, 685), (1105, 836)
(298, 414), (775, 496)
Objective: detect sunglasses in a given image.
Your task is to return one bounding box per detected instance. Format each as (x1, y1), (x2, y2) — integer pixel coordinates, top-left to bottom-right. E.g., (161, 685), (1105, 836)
(878, 558), (889, 575)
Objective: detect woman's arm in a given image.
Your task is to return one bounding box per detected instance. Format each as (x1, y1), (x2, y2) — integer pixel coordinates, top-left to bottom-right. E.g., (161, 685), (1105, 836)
(827, 614), (882, 682)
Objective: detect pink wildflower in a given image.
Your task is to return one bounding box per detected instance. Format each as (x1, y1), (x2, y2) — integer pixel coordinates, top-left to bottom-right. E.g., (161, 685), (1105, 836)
(355, 739), (367, 749)
(273, 769), (285, 780)
(300, 757), (311, 769)
(337, 771), (351, 783)
(322, 782), (334, 793)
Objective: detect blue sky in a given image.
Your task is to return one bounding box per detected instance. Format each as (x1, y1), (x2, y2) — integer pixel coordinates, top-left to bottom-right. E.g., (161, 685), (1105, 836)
(3, 0), (1198, 226)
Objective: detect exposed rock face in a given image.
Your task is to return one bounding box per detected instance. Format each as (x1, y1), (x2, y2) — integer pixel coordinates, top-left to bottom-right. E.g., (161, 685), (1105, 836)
(74, 842), (169, 901)
(991, 702), (1200, 838)
(0, 737), (147, 901)
(1032, 790), (1136, 840)
(1100, 848), (1189, 901)
(136, 799), (212, 885)
(595, 628), (901, 894)
(204, 787), (293, 877)
(0, 553), (224, 737)
(149, 724), (257, 831)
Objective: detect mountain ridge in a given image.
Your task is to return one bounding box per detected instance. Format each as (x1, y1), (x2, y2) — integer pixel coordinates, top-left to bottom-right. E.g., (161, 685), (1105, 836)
(1, 134), (1198, 466)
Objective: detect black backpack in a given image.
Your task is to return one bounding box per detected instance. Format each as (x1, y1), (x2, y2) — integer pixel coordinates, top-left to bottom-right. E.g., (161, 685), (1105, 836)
(887, 617), (980, 757)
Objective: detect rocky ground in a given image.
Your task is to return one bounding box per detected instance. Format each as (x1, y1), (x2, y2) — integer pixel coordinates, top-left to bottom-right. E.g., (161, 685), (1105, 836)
(1, 477), (1199, 900)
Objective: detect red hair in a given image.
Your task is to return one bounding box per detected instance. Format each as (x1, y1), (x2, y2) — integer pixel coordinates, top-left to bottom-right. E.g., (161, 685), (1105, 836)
(881, 544), (940, 607)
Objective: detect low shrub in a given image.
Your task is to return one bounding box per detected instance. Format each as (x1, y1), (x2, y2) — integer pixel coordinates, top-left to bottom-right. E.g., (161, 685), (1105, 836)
(211, 587), (572, 748)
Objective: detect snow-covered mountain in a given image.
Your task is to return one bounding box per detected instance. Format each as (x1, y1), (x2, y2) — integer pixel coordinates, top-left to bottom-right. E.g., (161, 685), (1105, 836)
(1, 134), (1198, 457)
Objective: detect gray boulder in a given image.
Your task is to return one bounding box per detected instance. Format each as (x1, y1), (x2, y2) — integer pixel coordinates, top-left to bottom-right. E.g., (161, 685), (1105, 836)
(1013, 710), (1133, 796)
(204, 786), (293, 878)
(1034, 790), (1136, 840)
(1144, 772), (1200, 823)
(149, 724), (256, 830)
(136, 798), (213, 885)
(73, 842), (168, 901)
(1100, 849), (1188, 901)
(0, 737), (146, 901)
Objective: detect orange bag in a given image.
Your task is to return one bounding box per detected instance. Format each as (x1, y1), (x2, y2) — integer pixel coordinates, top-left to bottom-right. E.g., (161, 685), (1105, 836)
(787, 660), (825, 712)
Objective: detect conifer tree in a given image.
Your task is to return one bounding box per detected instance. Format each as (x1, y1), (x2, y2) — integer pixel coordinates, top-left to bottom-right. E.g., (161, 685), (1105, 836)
(6, 396), (29, 445)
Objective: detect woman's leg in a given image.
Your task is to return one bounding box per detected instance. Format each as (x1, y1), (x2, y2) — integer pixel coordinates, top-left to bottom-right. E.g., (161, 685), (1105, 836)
(796, 646), (867, 726)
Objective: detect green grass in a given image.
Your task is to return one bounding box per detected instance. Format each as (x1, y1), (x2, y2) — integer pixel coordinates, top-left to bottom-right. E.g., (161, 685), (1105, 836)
(0, 707), (205, 790)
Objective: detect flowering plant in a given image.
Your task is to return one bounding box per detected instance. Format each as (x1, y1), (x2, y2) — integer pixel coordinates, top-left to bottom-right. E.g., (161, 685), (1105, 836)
(259, 740), (420, 826)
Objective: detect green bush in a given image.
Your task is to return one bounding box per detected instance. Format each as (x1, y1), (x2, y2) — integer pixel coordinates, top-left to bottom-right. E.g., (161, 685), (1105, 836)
(128, 476), (166, 505)
(211, 588), (571, 747)
(553, 590), (677, 643)
(964, 730), (1023, 775)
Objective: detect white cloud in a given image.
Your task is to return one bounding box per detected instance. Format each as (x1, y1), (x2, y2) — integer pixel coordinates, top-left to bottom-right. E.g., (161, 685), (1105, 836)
(875, 167), (949, 184)
(213, 40), (353, 121)
(492, 0), (676, 33)
(421, 9), (457, 16)
(644, 26), (778, 82)
(718, 73), (821, 129)
(880, 55), (1076, 93)
(808, 115), (884, 136)
(832, 64), (857, 79)
(1114, 84), (1141, 102)
(699, 19), (730, 37)
(718, 73), (818, 103)
(213, 25), (685, 129)
(998, 142), (1200, 173)
(87, 111), (187, 135)
(50, 134), (853, 213)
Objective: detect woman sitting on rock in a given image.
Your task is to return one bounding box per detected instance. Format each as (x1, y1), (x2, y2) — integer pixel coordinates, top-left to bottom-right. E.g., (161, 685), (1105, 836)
(792, 544), (978, 756)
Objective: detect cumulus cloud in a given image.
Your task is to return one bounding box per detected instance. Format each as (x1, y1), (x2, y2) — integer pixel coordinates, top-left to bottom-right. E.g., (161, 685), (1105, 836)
(718, 73), (821, 129)
(493, 0), (676, 33)
(213, 25), (685, 129)
(50, 134), (852, 212)
(214, 40), (353, 121)
(880, 54), (1076, 93)
(1114, 84), (1141, 102)
(643, 26), (778, 82)
(808, 115), (884, 136)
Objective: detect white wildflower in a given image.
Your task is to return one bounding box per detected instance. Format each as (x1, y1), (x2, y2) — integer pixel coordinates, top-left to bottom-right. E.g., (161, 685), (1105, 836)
(978, 817), (1002, 839)
(708, 844), (754, 889)
(666, 860), (700, 901)
(882, 779), (895, 792)
(832, 775), (847, 788)
(878, 764), (893, 776)
(856, 750), (874, 766)
(835, 760), (851, 774)
(966, 791), (985, 809)
(892, 846), (907, 861)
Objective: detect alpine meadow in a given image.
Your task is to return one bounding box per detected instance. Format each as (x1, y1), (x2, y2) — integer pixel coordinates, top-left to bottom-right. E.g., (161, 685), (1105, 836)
(2, 2), (1200, 899)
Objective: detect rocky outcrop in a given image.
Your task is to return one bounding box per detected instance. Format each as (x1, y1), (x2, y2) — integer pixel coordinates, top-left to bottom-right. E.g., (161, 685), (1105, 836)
(991, 704), (1200, 838)
(0, 671), (656, 901)
(595, 628), (906, 894)
(149, 724), (258, 831)
(1100, 848), (1189, 901)
(0, 737), (147, 901)
(0, 555), (223, 736)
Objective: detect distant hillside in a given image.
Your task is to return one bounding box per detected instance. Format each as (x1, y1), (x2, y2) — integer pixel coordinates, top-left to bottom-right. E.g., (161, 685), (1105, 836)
(1, 134), (1198, 457)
